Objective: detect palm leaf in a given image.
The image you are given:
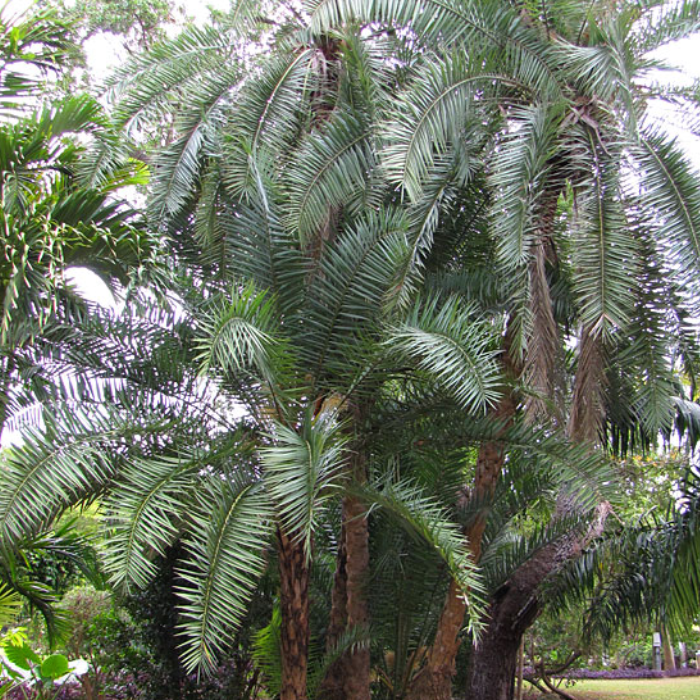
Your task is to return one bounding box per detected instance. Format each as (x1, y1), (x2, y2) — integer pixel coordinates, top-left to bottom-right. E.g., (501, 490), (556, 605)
(0, 412), (123, 540)
(632, 128), (700, 305)
(262, 410), (348, 556)
(285, 109), (376, 243)
(177, 476), (272, 674)
(385, 294), (501, 412)
(364, 473), (485, 631)
(102, 454), (199, 593)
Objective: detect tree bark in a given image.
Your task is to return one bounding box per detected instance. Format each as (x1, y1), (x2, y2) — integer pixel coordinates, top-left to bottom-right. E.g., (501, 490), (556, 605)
(466, 501), (610, 700)
(277, 528), (310, 700)
(516, 638), (525, 700)
(319, 441), (371, 700)
(343, 493), (371, 700)
(318, 518), (348, 700)
(404, 335), (519, 700)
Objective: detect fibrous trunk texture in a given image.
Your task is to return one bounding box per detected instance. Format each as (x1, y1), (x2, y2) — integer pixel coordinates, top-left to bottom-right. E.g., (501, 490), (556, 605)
(318, 518), (348, 700)
(319, 448), (371, 700)
(278, 528), (310, 700)
(405, 356), (518, 700)
(343, 494), (371, 700)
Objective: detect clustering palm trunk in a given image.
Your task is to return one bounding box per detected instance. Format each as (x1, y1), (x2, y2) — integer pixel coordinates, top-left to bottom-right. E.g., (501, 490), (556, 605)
(320, 447), (371, 700)
(405, 357), (519, 699)
(277, 529), (311, 700)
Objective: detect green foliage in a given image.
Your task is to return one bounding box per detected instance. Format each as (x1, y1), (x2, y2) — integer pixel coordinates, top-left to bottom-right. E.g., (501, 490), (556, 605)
(4, 0), (700, 691)
(0, 628), (71, 699)
(54, 0), (175, 50)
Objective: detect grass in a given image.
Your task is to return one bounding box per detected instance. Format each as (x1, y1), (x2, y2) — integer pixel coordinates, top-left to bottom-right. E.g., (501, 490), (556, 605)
(530, 676), (700, 699)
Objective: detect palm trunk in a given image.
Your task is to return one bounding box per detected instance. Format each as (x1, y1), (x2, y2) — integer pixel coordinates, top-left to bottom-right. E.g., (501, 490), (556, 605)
(318, 518), (348, 700)
(516, 638), (525, 700)
(343, 493), (371, 700)
(405, 335), (519, 700)
(466, 552), (548, 700)
(319, 448), (371, 700)
(466, 503), (608, 700)
(278, 528), (310, 700)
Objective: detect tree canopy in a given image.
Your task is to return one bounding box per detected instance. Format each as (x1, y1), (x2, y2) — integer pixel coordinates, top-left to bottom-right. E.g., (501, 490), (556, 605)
(1, 2), (700, 700)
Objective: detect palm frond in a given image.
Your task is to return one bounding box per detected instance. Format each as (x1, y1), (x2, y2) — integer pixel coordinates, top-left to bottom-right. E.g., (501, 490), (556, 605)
(633, 0), (700, 52)
(308, 0), (563, 100)
(195, 282), (282, 383)
(385, 294), (501, 412)
(0, 583), (22, 628)
(106, 25), (240, 132)
(490, 103), (560, 269)
(222, 47), (319, 198)
(177, 476), (272, 674)
(0, 411), (126, 541)
(381, 51), (508, 201)
(262, 410), (348, 557)
(364, 473), (485, 632)
(302, 207), (409, 380)
(285, 109), (376, 243)
(571, 130), (636, 337)
(102, 455), (199, 594)
(147, 63), (241, 221)
(222, 180), (307, 315)
(632, 127), (700, 306)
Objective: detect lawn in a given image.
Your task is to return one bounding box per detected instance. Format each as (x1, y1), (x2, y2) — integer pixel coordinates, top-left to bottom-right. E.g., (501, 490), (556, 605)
(530, 676), (700, 699)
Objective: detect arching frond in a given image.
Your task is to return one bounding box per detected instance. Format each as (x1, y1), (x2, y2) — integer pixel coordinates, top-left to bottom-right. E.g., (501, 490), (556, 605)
(632, 128), (700, 306)
(385, 294), (501, 412)
(633, 0), (700, 52)
(363, 473), (485, 630)
(222, 47), (319, 198)
(262, 410), (348, 556)
(106, 25), (240, 132)
(148, 63), (242, 221)
(302, 207), (409, 380)
(381, 51), (510, 201)
(308, 0), (563, 100)
(195, 282), (282, 384)
(177, 476), (272, 674)
(0, 583), (22, 628)
(285, 109), (376, 242)
(222, 180), (307, 315)
(0, 411), (124, 540)
(102, 455), (199, 594)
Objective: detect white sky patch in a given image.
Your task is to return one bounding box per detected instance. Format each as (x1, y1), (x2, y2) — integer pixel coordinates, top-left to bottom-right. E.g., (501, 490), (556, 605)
(65, 266), (118, 309)
(647, 36), (700, 168)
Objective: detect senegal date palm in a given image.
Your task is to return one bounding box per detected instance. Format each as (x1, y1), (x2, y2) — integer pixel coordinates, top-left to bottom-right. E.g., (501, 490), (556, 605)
(3, 2), (700, 700)
(301, 0), (700, 697)
(0, 14), (502, 700)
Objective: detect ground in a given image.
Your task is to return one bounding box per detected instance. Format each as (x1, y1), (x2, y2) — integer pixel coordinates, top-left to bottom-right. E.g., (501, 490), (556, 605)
(526, 676), (700, 699)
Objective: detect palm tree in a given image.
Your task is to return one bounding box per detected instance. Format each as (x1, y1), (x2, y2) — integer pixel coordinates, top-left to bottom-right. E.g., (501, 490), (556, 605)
(301, 0), (700, 697)
(0, 13), (504, 700)
(0, 4), (154, 438)
(3, 3), (700, 700)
